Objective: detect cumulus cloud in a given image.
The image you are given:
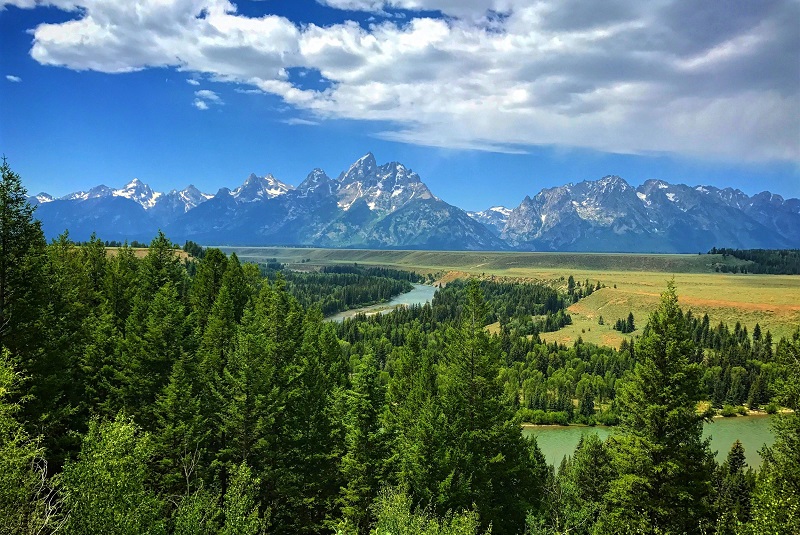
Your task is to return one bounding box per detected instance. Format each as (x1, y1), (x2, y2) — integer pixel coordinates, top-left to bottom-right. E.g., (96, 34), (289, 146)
(5, 74), (22, 82)
(193, 89), (222, 110)
(187, 78), (200, 85)
(13, 0), (800, 161)
(195, 89), (221, 102)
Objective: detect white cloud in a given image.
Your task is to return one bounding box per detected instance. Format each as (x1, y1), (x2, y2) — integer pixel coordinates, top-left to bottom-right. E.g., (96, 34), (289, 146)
(5, 75), (22, 82)
(193, 89), (222, 110)
(14, 0), (800, 162)
(187, 78), (200, 85)
(283, 118), (320, 126)
(195, 89), (221, 102)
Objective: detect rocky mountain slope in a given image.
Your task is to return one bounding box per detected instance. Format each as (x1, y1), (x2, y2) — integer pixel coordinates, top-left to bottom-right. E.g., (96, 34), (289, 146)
(29, 160), (799, 252)
(494, 176), (799, 252)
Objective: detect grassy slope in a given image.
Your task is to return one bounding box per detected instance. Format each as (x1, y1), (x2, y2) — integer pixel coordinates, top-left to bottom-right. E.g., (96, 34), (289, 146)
(218, 247), (800, 344)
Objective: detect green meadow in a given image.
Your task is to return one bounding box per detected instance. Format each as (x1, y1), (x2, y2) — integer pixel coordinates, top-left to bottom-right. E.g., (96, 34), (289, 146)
(219, 247), (800, 344)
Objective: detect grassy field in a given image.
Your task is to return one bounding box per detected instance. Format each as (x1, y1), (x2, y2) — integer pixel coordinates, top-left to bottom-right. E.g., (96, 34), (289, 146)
(217, 247), (800, 344)
(540, 273), (800, 346)
(216, 247), (750, 274)
(106, 247), (191, 260)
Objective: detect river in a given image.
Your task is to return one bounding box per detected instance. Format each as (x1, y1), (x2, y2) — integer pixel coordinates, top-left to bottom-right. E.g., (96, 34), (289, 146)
(523, 414), (775, 468)
(325, 283), (438, 322)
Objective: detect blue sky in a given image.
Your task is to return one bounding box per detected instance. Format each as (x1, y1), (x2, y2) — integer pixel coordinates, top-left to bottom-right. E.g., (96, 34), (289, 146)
(1, 0), (798, 211)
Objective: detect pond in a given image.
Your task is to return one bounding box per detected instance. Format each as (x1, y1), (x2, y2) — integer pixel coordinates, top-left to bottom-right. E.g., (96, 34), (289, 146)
(523, 414), (775, 468)
(325, 283), (438, 322)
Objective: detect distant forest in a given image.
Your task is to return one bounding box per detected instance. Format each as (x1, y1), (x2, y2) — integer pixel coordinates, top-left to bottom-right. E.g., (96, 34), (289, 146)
(2, 158), (800, 535)
(709, 247), (800, 274)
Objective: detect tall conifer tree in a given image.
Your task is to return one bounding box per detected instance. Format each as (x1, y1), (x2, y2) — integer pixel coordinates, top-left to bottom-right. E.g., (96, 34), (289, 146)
(597, 282), (715, 534)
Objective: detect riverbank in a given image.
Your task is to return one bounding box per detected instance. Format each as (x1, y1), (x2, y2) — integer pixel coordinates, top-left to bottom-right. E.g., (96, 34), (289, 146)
(324, 283), (437, 322)
(522, 414), (775, 467)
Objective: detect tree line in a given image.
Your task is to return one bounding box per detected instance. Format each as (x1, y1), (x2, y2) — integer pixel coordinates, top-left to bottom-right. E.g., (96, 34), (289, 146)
(709, 247), (800, 274)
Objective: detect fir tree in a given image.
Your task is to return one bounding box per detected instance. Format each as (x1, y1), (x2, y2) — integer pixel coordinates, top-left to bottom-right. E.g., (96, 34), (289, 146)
(596, 282), (715, 534)
(712, 440), (754, 534)
(339, 352), (389, 533)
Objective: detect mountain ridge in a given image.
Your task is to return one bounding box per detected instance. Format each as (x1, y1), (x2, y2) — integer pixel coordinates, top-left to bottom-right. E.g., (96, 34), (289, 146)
(28, 156), (800, 252)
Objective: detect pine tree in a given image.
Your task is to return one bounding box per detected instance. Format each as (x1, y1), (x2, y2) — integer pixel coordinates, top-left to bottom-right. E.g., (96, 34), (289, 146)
(123, 282), (187, 429)
(139, 231), (186, 301)
(712, 440), (754, 534)
(0, 157), (48, 358)
(104, 242), (140, 335)
(596, 282), (715, 534)
(437, 280), (548, 535)
(531, 433), (612, 535)
(279, 308), (344, 532)
(153, 349), (208, 496)
(339, 352), (389, 533)
(386, 327), (443, 505)
(188, 248), (228, 335)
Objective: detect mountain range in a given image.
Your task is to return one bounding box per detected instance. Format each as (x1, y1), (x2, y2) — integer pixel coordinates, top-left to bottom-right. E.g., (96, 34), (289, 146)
(28, 153), (800, 252)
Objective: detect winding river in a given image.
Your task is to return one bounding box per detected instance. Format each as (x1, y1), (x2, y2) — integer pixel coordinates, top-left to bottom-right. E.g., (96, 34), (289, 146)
(325, 283), (438, 322)
(524, 414), (775, 468)
(324, 284), (775, 469)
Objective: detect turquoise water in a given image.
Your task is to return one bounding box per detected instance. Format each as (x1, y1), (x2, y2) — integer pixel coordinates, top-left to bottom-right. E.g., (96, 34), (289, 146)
(524, 415), (775, 468)
(325, 283), (437, 322)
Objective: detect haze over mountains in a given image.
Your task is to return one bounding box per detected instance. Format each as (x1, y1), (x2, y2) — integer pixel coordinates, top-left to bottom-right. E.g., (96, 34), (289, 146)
(29, 153), (800, 253)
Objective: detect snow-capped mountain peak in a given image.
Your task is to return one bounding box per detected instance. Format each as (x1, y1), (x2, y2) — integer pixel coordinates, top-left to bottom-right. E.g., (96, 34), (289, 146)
(35, 192), (54, 204)
(489, 206), (512, 216)
(298, 168), (334, 196)
(113, 178), (161, 208)
(232, 173), (292, 202)
(339, 152), (378, 186)
(335, 157), (434, 212)
(466, 206), (512, 236)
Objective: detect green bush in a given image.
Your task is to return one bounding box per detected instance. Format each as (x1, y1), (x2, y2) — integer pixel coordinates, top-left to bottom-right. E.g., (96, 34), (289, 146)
(720, 405), (738, 417)
(765, 402), (779, 414)
(516, 409), (570, 426)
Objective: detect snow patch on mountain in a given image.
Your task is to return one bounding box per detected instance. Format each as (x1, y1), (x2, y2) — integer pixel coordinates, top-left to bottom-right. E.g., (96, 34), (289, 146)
(232, 173), (292, 202)
(112, 178), (162, 208)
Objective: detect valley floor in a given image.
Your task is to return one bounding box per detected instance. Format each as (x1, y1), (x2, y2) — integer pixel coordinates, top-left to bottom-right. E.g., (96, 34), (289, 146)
(218, 247), (800, 343)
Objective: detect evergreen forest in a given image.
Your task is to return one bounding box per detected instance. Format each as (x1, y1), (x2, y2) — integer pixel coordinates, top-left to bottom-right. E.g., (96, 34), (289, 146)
(2, 159), (799, 534)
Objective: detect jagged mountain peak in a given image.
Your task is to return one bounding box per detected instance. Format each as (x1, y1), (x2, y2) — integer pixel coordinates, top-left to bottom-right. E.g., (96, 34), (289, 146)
(29, 162), (800, 252)
(60, 184), (112, 201)
(335, 154), (435, 212)
(298, 168), (334, 196)
(232, 172), (292, 202)
(177, 184), (212, 204)
(594, 175), (631, 191)
(339, 152), (378, 185)
(466, 206), (512, 236)
(113, 178), (161, 208)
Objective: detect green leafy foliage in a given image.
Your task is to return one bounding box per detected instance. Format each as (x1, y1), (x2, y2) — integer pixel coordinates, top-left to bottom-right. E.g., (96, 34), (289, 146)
(59, 415), (166, 535)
